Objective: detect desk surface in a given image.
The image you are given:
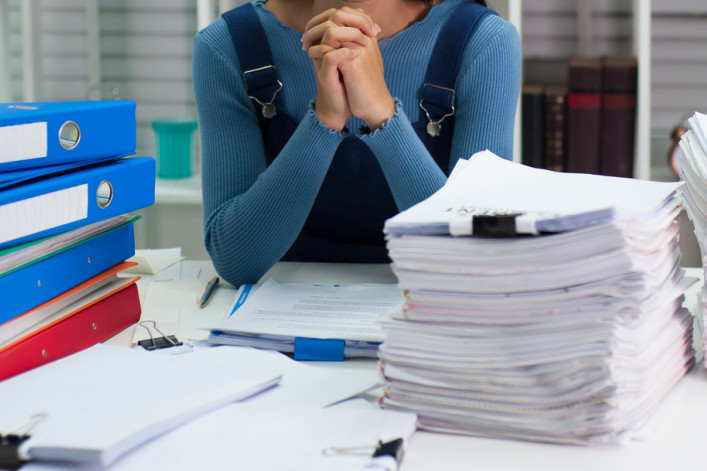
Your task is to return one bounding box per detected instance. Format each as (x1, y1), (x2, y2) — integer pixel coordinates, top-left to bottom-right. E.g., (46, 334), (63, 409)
(125, 261), (707, 471)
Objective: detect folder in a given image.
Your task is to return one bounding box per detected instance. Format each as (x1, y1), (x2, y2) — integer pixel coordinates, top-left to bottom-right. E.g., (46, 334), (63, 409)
(0, 261), (136, 347)
(0, 214), (137, 274)
(0, 221), (137, 325)
(0, 100), (136, 172)
(0, 278), (141, 382)
(0, 156), (155, 249)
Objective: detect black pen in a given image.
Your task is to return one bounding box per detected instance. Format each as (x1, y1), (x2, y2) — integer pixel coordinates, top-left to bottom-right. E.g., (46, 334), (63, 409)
(198, 276), (220, 308)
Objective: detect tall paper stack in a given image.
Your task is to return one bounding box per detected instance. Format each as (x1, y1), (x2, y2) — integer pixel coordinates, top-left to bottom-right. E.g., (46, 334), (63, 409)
(678, 111), (707, 366)
(379, 151), (695, 444)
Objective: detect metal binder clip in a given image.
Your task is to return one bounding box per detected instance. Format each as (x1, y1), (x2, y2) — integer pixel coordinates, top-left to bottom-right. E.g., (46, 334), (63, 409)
(243, 65), (283, 119)
(137, 321), (183, 351)
(323, 438), (404, 471)
(419, 83), (456, 137)
(0, 413), (48, 469)
(323, 438), (404, 458)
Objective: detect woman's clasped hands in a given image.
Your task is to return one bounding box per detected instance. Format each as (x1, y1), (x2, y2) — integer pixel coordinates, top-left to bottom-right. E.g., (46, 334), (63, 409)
(301, 7), (396, 132)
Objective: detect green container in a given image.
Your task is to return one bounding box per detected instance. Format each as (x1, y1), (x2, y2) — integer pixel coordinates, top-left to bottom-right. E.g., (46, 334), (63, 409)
(152, 119), (198, 179)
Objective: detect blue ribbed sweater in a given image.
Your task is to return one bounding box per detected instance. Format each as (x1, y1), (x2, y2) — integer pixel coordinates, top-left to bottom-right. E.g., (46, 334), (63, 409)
(193, 0), (521, 286)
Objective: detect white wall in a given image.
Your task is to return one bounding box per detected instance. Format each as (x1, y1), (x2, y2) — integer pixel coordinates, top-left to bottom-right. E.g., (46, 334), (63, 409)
(5, 0), (198, 159)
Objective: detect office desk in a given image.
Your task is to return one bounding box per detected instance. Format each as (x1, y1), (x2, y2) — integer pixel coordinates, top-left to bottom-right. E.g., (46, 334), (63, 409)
(122, 260), (707, 471)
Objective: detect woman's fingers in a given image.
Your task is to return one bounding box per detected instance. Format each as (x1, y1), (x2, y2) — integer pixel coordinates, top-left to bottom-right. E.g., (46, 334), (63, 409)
(304, 7), (379, 36)
(309, 44), (358, 131)
(310, 44), (360, 77)
(302, 7), (380, 50)
(302, 22), (371, 51)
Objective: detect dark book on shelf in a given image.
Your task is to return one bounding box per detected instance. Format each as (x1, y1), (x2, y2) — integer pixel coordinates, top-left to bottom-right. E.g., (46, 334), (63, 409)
(522, 85), (545, 169)
(600, 57), (638, 178)
(566, 57), (603, 174)
(544, 87), (567, 172)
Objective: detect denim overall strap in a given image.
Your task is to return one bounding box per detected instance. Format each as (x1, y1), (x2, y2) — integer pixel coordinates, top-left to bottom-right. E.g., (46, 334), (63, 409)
(415, 2), (497, 172)
(222, 3), (298, 165)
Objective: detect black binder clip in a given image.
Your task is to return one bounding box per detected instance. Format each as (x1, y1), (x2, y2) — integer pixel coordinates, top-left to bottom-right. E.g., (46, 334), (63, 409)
(372, 438), (404, 461)
(0, 413), (47, 469)
(472, 214), (521, 237)
(323, 438), (404, 469)
(137, 320), (183, 351)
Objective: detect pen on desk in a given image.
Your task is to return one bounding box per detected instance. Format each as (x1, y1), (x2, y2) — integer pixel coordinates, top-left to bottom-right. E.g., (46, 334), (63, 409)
(198, 276), (220, 308)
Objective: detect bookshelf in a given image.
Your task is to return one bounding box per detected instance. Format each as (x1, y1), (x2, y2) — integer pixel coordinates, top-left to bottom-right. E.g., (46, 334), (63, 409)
(521, 0), (651, 180)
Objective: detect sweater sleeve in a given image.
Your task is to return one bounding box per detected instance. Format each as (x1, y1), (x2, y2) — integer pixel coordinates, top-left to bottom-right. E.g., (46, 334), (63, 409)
(193, 30), (344, 286)
(360, 14), (522, 211)
(450, 15), (522, 167)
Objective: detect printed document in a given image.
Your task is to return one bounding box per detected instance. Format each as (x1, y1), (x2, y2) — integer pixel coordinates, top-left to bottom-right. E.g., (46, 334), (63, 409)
(216, 279), (403, 342)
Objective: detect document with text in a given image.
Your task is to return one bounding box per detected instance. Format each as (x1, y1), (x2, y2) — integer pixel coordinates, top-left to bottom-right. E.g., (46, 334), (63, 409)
(209, 279), (404, 357)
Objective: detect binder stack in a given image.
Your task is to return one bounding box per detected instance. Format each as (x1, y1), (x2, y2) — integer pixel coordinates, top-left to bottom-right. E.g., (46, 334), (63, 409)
(379, 151), (695, 444)
(677, 111), (707, 366)
(0, 101), (156, 381)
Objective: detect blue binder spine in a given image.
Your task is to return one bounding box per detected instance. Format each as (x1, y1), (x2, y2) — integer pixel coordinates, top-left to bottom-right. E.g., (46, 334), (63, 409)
(0, 100), (137, 172)
(0, 222), (136, 325)
(0, 156), (155, 250)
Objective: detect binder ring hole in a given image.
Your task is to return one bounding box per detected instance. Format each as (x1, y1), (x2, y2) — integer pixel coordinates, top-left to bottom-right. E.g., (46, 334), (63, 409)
(58, 120), (81, 150)
(96, 180), (113, 209)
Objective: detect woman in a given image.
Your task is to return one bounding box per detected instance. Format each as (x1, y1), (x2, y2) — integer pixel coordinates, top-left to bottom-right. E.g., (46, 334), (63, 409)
(193, 0), (521, 286)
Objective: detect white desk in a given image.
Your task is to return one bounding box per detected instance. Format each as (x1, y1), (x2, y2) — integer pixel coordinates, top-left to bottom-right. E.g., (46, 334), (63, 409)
(121, 261), (707, 471)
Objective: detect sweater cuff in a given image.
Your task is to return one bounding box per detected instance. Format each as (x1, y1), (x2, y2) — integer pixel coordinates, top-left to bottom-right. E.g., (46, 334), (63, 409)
(356, 99), (411, 139)
(306, 100), (349, 137)
(356, 100), (420, 155)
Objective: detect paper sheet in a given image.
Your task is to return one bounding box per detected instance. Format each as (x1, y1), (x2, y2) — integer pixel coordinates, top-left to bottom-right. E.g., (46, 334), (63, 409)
(124, 248), (197, 279)
(132, 278), (234, 344)
(385, 150), (682, 236)
(216, 279), (404, 342)
(0, 344), (282, 466)
(22, 406), (417, 471)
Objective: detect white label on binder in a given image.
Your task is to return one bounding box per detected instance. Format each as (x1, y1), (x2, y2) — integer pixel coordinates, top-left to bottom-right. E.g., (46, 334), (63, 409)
(0, 184), (88, 244)
(0, 121), (48, 163)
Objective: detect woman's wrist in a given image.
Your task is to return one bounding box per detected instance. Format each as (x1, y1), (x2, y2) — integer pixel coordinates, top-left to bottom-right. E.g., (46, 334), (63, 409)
(361, 95), (396, 131)
(313, 98), (348, 132)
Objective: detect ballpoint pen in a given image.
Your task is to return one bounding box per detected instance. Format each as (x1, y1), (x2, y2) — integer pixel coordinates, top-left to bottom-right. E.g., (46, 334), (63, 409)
(198, 276), (220, 308)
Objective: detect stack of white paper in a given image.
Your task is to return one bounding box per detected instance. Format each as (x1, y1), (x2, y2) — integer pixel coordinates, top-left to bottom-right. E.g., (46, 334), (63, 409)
(379, 151), (695, 444)
(16, 346), (411, 471)
(0, 344), (282, 467)
(678, 111), (707, 366)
